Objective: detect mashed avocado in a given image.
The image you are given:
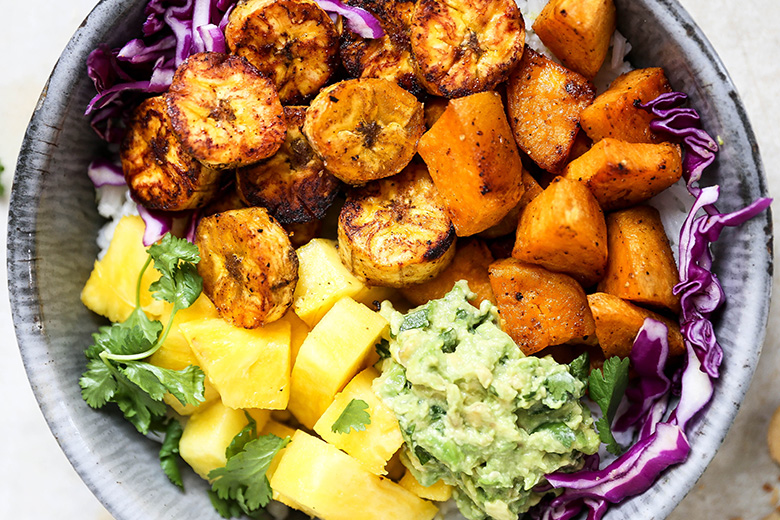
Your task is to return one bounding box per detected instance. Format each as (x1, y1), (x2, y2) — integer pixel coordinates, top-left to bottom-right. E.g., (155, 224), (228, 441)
(374, 281), (600, 520)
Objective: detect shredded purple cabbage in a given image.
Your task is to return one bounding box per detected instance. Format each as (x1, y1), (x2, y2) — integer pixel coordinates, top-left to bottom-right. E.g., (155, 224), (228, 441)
(315, 0), (384, 39)
(137, 204), (174, 246)
(87, 159), (125, 187)
(613, 319), (671, 432)
(537, 92), (771, 519)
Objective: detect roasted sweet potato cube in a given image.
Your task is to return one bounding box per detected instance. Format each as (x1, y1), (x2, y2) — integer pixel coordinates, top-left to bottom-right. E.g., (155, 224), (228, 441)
(580, 68), (673, 144)
(418, 91), (525, 236)
(512, 177), (608, 287)
(533, 0), (616, 79)
(587, 292), (684, 358)
(563, 138), (683, 211)
(488, 258), (596, 355)
(506, 48), (596, 173)
(401, 239), (496, 307)
(597, 205), (681, 312)
(479, 170), (544, 239)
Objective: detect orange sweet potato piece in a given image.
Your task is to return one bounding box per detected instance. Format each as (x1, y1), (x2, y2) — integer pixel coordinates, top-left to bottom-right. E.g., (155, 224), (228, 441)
(580, 68), (673, 144)
(512, 177), (608, 287)
(588, 292), (684, 358)
(479, 170), (544, 239)
(598, 205), (681, 313)
(532, 0), (616, 79)
(488, 258), (596, 355)
(418, 91), (524, 236)
(506, 48), (596, 173)
(401, 238), (496, 307)
(563, 138), (683, 211)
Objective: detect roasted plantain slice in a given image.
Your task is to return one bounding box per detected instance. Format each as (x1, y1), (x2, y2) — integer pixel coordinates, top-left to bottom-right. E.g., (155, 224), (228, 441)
(236, 106), (342, 224)
(338, 162), (456, 287)
(120, 96), (222, 211)
(195, 207), (298, 328)
(410, 0), (525, 98)
(166, 52), (286, 169)
(340, 31), (424, 97)
(340, 0), (423, 96)
(302, 78), (425, 185)
(225, 0), (339, 104)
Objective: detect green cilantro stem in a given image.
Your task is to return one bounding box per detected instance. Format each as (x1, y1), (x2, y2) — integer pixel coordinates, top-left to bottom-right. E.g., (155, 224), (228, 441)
(102, 303), (181, 363)
(136, 256), (153, 307)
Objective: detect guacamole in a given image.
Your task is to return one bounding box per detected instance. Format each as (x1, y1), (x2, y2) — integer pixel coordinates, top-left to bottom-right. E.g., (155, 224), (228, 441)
(374, 281), (600, 520)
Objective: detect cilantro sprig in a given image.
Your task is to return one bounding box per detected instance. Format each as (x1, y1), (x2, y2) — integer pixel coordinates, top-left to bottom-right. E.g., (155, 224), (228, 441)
(208, 416), (290, 519)
(331, 399), (372, 434)
(79, 233), (205, 436)
(588, 356), (630, 455)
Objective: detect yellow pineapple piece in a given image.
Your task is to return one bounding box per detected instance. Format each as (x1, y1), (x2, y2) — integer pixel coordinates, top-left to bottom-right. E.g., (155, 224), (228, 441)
(399, 470), (453, 502)
(288, 297), (389, 428)
(81, 215), (166, 322)
(292, 238), (396, 327)
(260, 420), (297, 486)
(180, 318), (291, 410)
(278, 309), (310, 365)
(150, 294), (221, 415)
(179, 401), (270, 480)
(313, 367), (403, 475)
(271, 431), (438, 520)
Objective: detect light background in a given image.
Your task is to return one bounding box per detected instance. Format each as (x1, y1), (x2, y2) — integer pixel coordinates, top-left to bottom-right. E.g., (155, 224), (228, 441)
(0, 0), (777, 519)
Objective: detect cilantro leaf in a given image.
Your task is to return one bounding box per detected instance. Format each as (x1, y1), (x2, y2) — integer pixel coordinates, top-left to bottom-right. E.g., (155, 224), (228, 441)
(375, 338), (391, 359)
(160, 419), (185, 489)
(568, 352), (590, 385)
(331, 399), (371, 434)
(209, 434), (290, 513)
(149, 262), (202, 309)
(588, 356), (630, 455)
(112, 369), (168, 434)
(80, 358), (118, 408)
(399, 308), (431, 332)
(147, 234), (200, 277)
(122, 362), (205, 406)
(85, 312), (163, 359)
(226, 412), (258, 460)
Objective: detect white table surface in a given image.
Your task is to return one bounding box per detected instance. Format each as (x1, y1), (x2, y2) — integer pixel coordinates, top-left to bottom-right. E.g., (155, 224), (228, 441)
(0, 1), (777, 519)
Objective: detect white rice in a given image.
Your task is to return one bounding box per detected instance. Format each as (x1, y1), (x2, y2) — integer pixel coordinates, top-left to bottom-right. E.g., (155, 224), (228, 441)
(94, 184), (137, 259)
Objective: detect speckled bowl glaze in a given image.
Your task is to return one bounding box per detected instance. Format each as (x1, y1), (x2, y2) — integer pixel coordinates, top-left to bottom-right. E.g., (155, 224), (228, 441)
(8, 0), (772, 519)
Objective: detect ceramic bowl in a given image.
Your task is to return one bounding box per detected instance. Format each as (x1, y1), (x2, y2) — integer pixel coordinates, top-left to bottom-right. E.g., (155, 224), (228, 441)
(8, 0), (773, 518)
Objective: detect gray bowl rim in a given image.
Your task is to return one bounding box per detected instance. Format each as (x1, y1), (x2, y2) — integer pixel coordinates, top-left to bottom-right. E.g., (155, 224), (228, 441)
(7, 0), (773, 519)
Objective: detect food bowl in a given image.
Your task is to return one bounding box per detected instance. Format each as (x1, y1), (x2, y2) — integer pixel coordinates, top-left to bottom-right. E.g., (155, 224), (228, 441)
(8, 0), (772, 519)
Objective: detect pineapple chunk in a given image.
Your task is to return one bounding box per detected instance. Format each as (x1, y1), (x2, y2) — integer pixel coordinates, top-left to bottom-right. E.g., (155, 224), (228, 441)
(179, 401), (270, 480)
(399, 471), (453, 502)
(150, 294), (221, 415)
(292, 238), (395, 327)
(81, 215), (166, 322)
(288, 297), (389, 428)
(260, 420), (297, 486)
(180, 318), (291, 410)
(278, 309), (310, 365)
(313, 367), (403, 475)
(270, 430), (438, 520)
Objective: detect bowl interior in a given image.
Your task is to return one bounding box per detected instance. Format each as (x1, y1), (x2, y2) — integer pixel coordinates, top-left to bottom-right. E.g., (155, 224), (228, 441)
(8, 0), (772, 519)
